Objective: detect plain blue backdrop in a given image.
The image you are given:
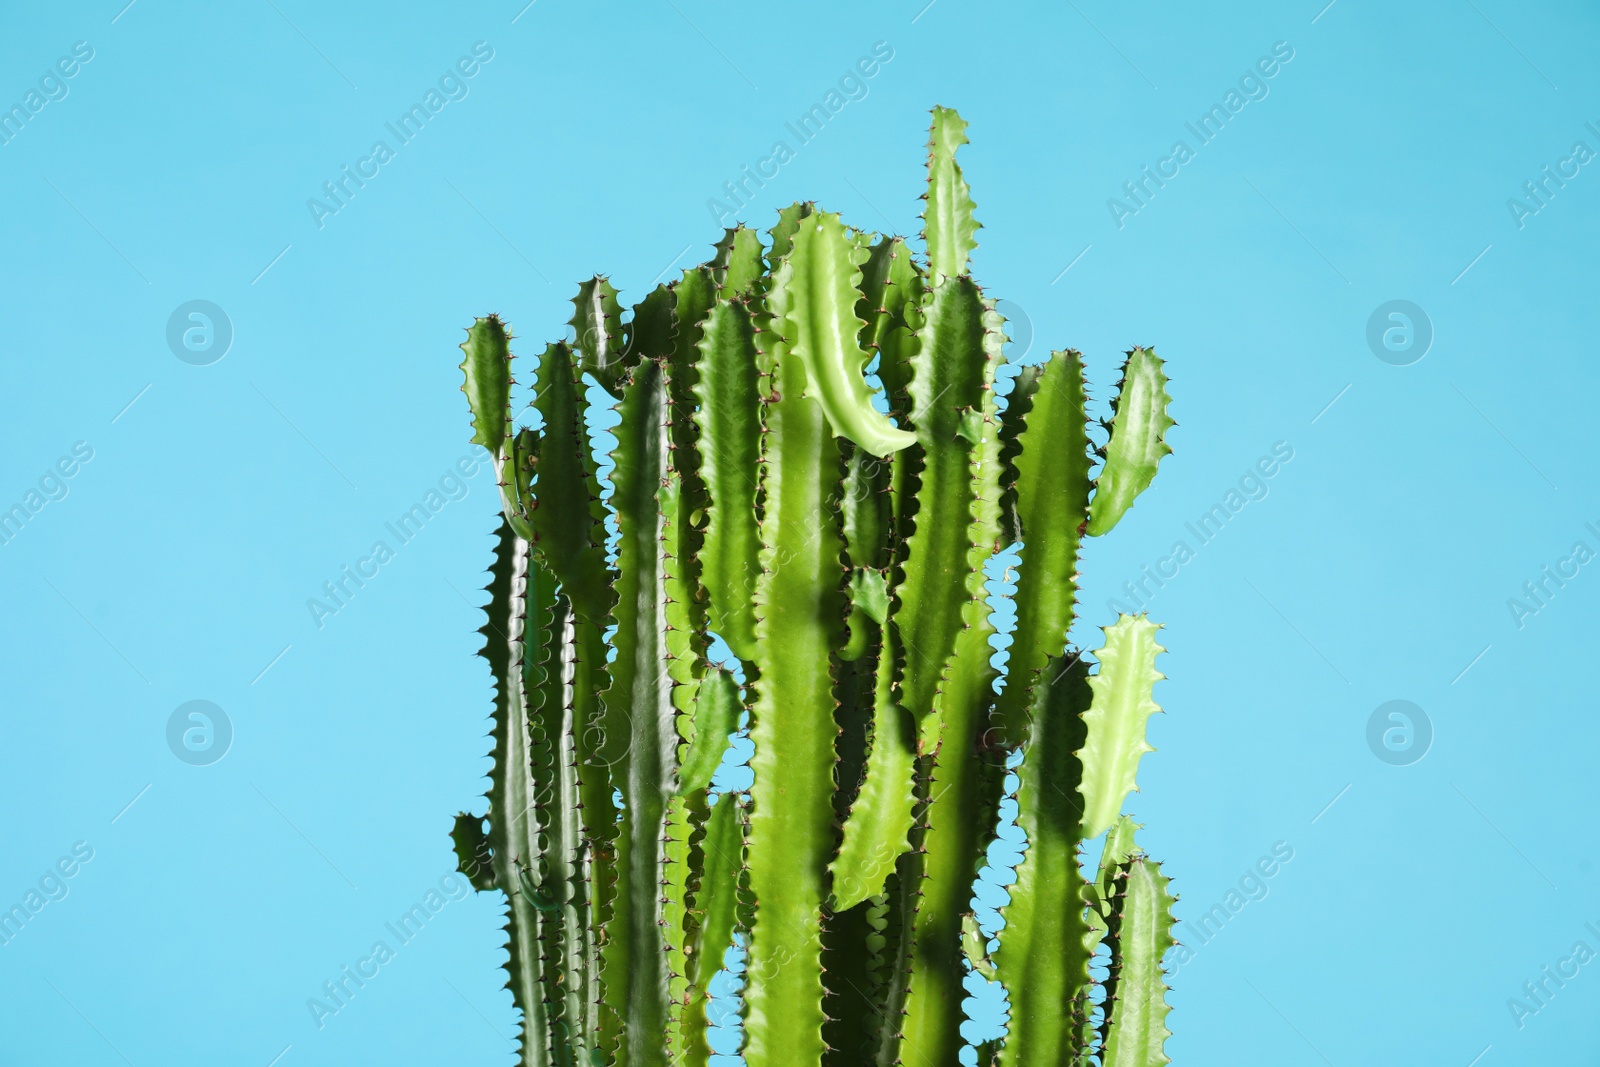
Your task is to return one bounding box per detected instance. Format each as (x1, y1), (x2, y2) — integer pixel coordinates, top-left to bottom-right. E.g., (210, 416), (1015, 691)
(3, 1), (1599, 1064)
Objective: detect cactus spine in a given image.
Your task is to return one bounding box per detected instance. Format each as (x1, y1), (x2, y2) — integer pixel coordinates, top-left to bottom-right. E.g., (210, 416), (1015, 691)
(453, 106), (1180, 1067)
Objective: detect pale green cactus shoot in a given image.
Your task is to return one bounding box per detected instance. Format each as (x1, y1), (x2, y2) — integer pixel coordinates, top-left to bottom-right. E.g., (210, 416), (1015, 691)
(451, 105), (1181, 1067)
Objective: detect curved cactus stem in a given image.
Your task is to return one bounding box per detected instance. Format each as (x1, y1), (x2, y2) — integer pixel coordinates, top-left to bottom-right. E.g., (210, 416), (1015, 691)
(742, 247), (849, 1067)
(1100, 857), (1177, 1067)
(692, 297), (763, 662)
(1078, 616), (1166, 841)
(678, 668), (740, 795)
(990, 350), (1092, 750)
(995, 360), (1040, 548)
(829, 622), (917, 911)
(1092, 815), (1143, 931)
(923, 106), (979, 283)
(994, 654), (1096, 1067)
(785, 210), (916, 457)
(1087, 347), (1174, 537)
(571, 275), (631, 395)
(898, 290), (1006, 1067)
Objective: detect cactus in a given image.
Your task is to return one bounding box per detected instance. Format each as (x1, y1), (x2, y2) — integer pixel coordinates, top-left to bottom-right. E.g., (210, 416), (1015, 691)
(451, 106), (1181, 1067)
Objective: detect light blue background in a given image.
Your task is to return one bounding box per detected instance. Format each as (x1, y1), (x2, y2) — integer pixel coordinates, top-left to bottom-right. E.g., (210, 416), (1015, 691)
(3, 1), (1598, 1064)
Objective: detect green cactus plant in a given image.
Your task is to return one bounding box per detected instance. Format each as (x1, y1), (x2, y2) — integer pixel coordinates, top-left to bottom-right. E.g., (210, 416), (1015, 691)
(451, 105), (1179, 1067)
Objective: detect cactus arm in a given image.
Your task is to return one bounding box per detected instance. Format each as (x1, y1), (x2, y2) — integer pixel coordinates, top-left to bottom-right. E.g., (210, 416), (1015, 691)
(785, 211), (916, 458)
(1078, 616), (1166, 841)
(690, 791), (743, 989)
(742, 250), (849, 1067)
(898, 291), (1006, 1067)
(459, 315), (514, 458)
(895, 277), (992, 729)
(994, 654), (1095, 1067)
(1092, 815), (1143, 925)
(479, 519), (558, 1067)
(768, 201), (815, 266)
(531, 341), (613, 624)
(459, 316), (535, 537)
(713, 224), (766, 300)
(1100, 857), (1177, 1067)
(990, 351), (1092, 749)
(1087, 348), (1174, 537)
(679, 668), (740, 794)
(857, 236), (922, 413)
(604, 359), (678, 1067)
(572, 276), (632, 395)
(691, 297), (763, 662)
(829, 624), (917, 910)
(996, 362), (1040, 547)
(923, 106), (979, 282)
